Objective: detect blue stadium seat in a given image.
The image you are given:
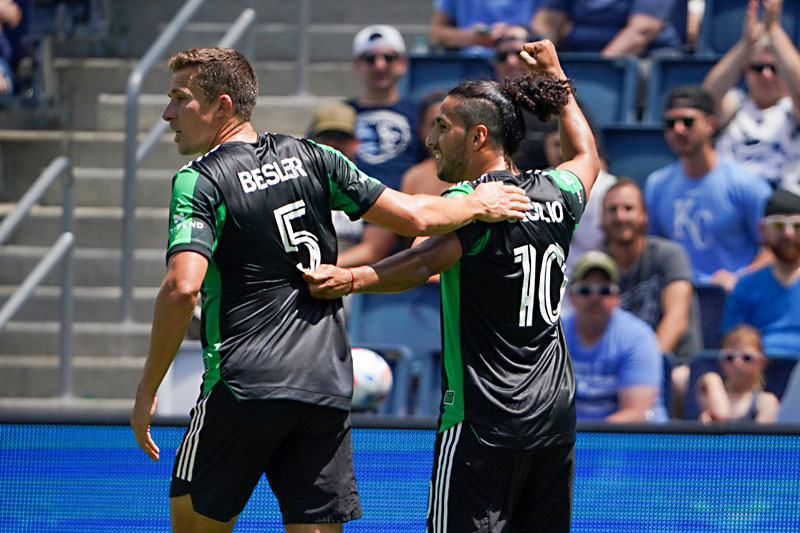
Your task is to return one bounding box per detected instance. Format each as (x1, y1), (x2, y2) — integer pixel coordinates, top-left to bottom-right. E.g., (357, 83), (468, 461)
(697, 0), (800, 56)
(662, 352), (678, 417)
(400, 52), (494, 102)
(642, 55), (720, 123)
(694, 282), (727, 349)
(400, 52), (639, 127)
(559, 53), (639, 126)
(347, 283), (442, 415)
(601, 124), (674, 186)
(681, 350), (799, 419)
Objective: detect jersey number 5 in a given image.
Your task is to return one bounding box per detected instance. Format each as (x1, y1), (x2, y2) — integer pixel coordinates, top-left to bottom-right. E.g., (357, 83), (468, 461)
(275, 200), (321, 270)
(514, 243), (565, 327)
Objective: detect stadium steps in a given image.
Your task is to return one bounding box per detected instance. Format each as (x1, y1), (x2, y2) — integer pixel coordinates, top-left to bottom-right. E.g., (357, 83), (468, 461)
(0, 0), (433, 406)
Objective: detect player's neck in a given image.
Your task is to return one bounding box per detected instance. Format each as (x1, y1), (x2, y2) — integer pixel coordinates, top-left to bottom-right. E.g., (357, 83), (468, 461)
(468, 152), (510, 180)
(212, 120), (258, 149)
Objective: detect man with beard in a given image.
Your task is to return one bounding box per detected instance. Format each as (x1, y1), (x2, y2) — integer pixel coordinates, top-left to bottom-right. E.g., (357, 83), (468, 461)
(722, 189), (800, 357)
(643, 85), (773, 291)
(304, 40), (599, 532)
(602, 178), (701, 363)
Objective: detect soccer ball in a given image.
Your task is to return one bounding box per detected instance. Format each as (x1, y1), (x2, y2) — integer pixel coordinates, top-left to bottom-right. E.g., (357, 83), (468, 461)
(351, 347), (393, 411)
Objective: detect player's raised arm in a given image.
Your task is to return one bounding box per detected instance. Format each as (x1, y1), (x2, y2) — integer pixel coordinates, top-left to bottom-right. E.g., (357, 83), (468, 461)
(520, 40), (600, 195)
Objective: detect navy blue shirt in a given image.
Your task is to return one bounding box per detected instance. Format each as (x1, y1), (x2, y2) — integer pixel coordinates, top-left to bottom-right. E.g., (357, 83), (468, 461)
(346, 99), (426, 191)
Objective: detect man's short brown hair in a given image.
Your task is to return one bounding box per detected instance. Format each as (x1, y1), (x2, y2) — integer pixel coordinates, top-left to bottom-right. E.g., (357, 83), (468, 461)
(168, 47), (258, 122)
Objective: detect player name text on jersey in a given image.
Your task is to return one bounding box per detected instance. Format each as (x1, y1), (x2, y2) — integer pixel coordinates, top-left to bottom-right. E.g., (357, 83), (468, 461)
(237, 156), (308, 193)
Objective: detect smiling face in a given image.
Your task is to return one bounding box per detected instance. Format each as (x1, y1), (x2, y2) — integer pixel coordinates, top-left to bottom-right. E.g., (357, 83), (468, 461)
(426, 96), (470, 183)
(353, 46), (407, 94)
(601, 183), (648, 245)
(162, 67), (218, 155)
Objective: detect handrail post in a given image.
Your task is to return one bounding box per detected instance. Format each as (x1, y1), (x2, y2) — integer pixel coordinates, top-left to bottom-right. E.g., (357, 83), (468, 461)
(120, 0), (207, 323)
(295, 0), (310, 95)
(59, 165), (74, 398)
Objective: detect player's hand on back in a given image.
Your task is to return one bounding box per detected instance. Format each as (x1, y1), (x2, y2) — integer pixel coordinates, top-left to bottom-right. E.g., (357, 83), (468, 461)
(303, 264), (353, 299)
(472, 181), (531, 222)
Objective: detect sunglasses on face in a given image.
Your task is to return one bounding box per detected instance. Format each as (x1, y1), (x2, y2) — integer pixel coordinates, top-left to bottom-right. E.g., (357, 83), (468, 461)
(720, 349), (762, 364)
(570, 282), (620, 297)
(361, 53), (398, 65)
(664, 117), (695, 129)
(495, 50), (522, 63)
(750, 63), (777, 75)
(763, 214), (800, 232)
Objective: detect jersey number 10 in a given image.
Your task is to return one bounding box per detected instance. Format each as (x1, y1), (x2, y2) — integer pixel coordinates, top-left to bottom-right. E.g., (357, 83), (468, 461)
(514, 243), (566, 327)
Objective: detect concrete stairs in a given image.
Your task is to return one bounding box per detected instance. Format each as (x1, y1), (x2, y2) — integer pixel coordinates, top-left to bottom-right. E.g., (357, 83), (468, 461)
(0, 0), (432, 412)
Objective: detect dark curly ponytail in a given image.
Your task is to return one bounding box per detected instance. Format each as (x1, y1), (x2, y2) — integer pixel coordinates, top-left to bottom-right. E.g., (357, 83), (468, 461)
(448, 74), (574, 157)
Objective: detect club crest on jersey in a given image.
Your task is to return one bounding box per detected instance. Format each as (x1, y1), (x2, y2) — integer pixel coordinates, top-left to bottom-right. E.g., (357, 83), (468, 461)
(524, 201), (564, 223)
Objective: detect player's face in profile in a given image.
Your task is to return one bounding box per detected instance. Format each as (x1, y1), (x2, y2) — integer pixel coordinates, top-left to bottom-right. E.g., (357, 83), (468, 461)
(601, 184), (648, 244)
(162, 67), (218, 155)
(426, 97), (469, 183)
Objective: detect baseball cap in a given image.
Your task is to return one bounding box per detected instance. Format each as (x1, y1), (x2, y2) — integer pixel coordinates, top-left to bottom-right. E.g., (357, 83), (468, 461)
(353, 24), (406, 58)
(570, 251), (620, 284)
(309, 103), (356, 138)
(664, 85), (715, 115)
(764, 188), (800, 216)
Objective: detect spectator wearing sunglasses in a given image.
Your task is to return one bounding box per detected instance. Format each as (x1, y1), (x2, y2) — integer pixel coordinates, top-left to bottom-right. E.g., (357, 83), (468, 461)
(562, 251), (668, 422)
(695, 325), (780, 423)
(722, 189), (800, 358)
(644, 85), (773, 291)
(703, 0), (800, 195)
(348, 25), (426, 192)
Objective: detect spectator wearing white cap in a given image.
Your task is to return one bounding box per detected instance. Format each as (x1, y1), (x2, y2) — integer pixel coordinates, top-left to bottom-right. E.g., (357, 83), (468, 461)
(347, 24), (426, 192)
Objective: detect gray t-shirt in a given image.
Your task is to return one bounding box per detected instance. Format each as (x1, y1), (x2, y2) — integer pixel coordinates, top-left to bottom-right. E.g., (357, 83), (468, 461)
(608, 236), (702, 361)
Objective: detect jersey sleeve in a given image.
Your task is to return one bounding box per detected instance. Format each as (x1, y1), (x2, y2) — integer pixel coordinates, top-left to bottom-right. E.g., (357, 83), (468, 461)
(310, 140), (387, 220)
(543, 168), (587, 226)
(166, 166), (225, 262)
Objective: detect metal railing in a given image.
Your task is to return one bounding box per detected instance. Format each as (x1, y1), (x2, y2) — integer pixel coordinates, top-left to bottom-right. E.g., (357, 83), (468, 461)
(119, 1), (256, 322)
(0, 156), (74, 398)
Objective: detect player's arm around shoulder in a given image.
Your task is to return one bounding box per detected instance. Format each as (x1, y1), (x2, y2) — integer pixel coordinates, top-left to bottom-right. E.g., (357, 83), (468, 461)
(361, 181), (530, 237)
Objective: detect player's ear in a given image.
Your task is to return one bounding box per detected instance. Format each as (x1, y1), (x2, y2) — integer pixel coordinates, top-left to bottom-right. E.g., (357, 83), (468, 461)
(217, 94), (234, 116)
(470, 124), (489, 149)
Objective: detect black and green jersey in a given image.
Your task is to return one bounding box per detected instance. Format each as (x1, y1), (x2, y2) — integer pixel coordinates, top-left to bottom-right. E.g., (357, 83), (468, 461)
(439, 168), (586, 450)
(167, 133), (386, 409)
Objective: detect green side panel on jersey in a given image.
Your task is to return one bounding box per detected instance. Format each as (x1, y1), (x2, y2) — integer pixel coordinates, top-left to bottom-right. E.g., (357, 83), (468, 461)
(310, 140), (382, 214)
(439, 261), (465, 433)
(468, 229), (491, 255)
(201, 258), (223, 397)
(546, 168), (584, 195)
(212, 201), (226, 252)
(167, 168), (201, 251)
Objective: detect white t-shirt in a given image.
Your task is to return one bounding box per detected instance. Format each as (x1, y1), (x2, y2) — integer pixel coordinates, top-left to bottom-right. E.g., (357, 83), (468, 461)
(715, 88), (800, 194)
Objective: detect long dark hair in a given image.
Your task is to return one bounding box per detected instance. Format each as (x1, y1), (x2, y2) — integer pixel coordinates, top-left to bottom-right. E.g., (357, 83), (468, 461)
(448, 75), (574, 156)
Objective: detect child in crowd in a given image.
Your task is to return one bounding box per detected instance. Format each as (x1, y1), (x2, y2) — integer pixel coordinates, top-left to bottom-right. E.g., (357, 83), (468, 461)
(695, 325), (780, 423)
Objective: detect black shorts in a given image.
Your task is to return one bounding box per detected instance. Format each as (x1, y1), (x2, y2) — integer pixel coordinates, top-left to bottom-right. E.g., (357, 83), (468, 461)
(426, 422), (575, 533)
(169, 382), (361, 524)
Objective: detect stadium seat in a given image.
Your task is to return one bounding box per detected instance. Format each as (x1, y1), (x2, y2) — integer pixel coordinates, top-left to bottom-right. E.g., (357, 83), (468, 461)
(694, 282), (727, 350)
(399, 52), (494, 102)
(559, 52), (639, 126)
(400, 52), (639, 127)
(642, 55), (720, 123)
(697, 0), (800, 56)
(682, 350), (799, 419)
(347, 283), (442, 415)
(662, 352), (678, 417)
(601, 124), (674, 186)
(778, 362), (800, 423)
